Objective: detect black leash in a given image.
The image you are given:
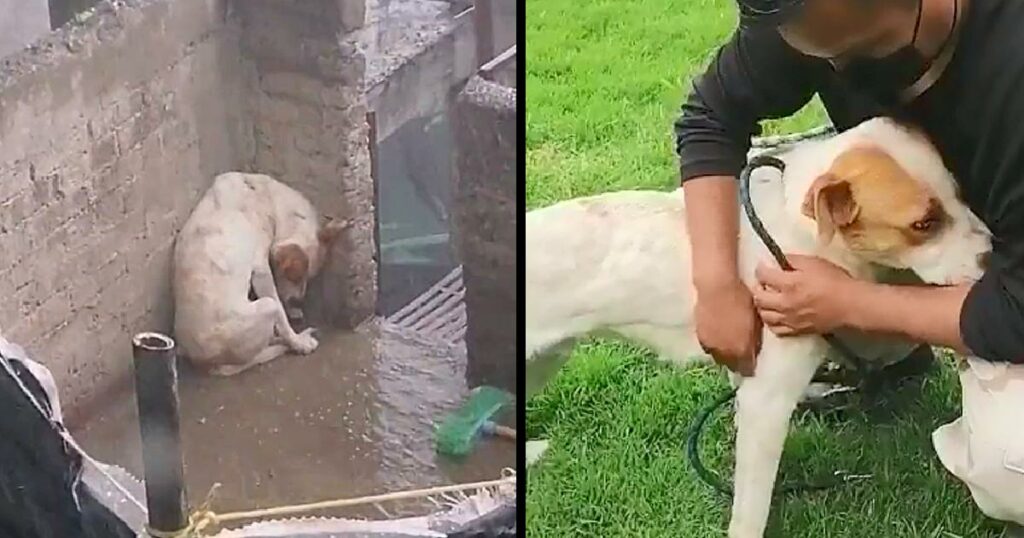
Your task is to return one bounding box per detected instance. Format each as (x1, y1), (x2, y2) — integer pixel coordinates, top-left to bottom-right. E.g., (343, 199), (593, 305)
(685, 154), (873, 496)
(739, 154), (868, 375)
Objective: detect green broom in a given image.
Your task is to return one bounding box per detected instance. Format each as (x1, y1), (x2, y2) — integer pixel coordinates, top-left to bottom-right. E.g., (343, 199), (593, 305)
(435, 386), (516, 457)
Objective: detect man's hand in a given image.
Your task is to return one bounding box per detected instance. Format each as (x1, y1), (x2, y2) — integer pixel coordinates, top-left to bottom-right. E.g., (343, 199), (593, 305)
(752, 254), (855, 336)
(695, 279), (762, 377)
(683, 175), (761, 377)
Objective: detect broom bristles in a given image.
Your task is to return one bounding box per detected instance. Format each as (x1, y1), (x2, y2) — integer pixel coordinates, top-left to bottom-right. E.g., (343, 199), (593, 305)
(435, 386), (513, 456)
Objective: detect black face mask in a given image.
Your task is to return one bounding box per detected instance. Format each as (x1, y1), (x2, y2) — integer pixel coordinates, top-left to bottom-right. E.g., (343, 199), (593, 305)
(833, 0), (958, 105)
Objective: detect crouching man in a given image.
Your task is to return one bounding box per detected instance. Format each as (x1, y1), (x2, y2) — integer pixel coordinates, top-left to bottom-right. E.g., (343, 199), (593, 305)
(676, 0), (1024, 532)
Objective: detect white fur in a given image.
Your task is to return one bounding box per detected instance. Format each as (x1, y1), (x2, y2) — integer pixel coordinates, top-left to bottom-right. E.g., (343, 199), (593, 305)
(173, 172), (330, 376)
(525, 118), (991, 537)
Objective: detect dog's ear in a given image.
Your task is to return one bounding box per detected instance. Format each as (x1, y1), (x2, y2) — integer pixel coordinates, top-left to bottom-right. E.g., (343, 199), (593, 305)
(318, 218), (349, 246)
(272, 243), (309, 283)
(801, 173), (860, 246)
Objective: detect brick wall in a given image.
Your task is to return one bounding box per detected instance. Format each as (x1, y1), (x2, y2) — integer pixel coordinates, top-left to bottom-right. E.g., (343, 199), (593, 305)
(0, 0), (252, 414)
(0, 0), (374, 417)
(452, 72), (517, 393)
(238, 0), (376, 328)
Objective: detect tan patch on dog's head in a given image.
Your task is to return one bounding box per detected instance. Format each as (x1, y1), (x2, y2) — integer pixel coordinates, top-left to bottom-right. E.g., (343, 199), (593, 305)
(802, 145), (949, 256)
(272, 243), (310, 284)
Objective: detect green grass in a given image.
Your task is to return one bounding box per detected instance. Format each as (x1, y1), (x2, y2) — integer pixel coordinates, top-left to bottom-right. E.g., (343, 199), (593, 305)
(525, 1), (1003, 536)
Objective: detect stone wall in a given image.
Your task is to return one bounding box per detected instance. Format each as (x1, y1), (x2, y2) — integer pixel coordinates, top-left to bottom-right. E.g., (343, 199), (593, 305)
(0, 0), (374, 417)
(452, 71), (517, 393)
(237, 0), (376, 328)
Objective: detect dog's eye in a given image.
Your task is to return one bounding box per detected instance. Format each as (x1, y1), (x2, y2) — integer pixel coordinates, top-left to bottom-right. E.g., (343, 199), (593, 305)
(911, 219), (937, 232)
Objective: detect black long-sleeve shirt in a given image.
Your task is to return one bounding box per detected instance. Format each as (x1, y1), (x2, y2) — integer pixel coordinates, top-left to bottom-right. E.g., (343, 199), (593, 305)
(675, 0), (1024, 363)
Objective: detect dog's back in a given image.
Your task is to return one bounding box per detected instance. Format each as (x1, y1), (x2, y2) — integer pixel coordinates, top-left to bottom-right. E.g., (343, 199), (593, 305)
(525, 189), (698, 361)
(173, 173), (283, 359)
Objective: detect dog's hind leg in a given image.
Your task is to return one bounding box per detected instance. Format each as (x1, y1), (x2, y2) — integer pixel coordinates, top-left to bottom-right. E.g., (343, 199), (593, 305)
(728, 334), (823, 538)
(212, 344), (290, 376)
(251, 267), (318, 354)
(208, 297), (308, 376)
(524, 337), (577, 467)
(525, 339), (575, 400)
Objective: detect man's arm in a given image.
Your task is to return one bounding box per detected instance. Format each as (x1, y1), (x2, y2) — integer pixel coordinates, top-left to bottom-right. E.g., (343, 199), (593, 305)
(676, 27), (827, 371)
(677, 26), (827, 290)
(841, 280), (971, 354)
(787, 256), (1024, 363)
(685, 177), (742, 290)
(842, 264), (1024, 364)
(675, 27), (826, 185)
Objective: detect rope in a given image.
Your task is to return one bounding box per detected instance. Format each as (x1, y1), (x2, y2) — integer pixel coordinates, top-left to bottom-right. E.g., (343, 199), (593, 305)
(144, 469), (517, 537)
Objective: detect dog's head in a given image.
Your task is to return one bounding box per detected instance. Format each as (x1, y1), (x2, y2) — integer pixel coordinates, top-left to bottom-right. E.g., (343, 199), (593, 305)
(799, 120), (990, 285)
(270, 218), (348, 320)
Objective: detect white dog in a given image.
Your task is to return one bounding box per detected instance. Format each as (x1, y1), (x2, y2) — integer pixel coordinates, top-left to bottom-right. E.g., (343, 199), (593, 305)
(173, 172), (346, 376)
(525, 118), (992, 537)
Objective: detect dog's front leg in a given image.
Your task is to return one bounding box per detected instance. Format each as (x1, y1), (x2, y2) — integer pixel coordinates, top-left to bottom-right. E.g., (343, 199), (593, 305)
(251, 265), (317, 354)
(728, 333), (823, 538)
(251, 263), (285, 304)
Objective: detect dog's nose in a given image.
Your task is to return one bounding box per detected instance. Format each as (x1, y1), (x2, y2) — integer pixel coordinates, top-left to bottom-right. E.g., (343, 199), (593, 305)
(977, 251), (991, 271)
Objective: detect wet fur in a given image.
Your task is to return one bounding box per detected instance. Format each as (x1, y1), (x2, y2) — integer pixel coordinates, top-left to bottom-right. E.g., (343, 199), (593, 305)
(172, 172), (346, 376)
(525, 118), (991, 537)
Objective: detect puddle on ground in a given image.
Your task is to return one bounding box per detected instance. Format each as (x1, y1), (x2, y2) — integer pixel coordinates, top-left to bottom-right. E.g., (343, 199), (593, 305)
(70, 321), (515, 520)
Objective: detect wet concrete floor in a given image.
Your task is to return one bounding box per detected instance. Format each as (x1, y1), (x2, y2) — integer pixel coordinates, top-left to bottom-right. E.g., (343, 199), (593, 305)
(71, 321), (516, 520)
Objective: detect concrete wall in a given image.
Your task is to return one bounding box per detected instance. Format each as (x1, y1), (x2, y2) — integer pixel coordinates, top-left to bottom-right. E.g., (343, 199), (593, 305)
(237, 0), (376, 328)
(452, 71), (516, 393)
(0, 0), (51, 58)
(490, 0), (516, 61)
(366, 8), (476, 141)
(0, 0), (374, 416)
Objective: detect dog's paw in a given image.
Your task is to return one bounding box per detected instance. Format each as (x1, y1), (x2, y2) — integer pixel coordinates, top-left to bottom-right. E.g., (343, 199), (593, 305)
(526, 439), (550, 466)
(291, 328), (319, 355)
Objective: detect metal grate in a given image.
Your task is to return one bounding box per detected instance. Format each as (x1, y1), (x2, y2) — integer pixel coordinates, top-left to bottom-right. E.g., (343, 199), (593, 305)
(385, 266), (467, 344)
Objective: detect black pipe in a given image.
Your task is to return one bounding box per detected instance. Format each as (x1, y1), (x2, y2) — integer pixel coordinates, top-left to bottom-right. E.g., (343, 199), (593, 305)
(132, 332), (188, 535)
